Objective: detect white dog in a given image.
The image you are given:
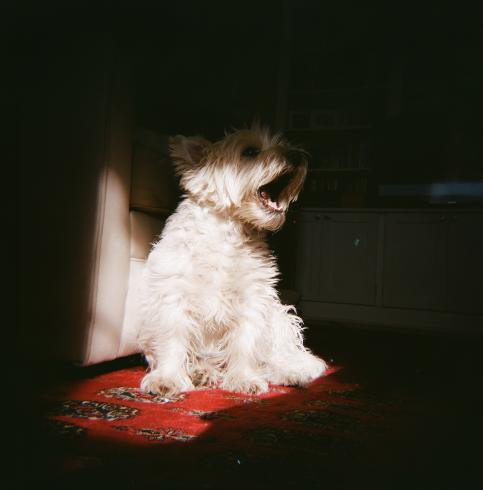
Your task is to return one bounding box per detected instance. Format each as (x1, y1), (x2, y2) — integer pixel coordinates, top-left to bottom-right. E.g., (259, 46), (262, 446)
(138, 125), (327, 395)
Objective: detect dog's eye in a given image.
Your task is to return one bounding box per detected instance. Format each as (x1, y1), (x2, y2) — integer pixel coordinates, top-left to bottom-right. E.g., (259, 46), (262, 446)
(241, 147), (260, 158)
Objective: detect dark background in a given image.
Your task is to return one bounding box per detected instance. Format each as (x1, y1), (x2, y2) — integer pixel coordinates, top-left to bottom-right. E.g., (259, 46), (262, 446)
(11, 0), (483, 184)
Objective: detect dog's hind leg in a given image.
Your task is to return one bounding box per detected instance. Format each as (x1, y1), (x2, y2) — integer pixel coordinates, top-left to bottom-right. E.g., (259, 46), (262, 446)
(266, 304), (327, 386)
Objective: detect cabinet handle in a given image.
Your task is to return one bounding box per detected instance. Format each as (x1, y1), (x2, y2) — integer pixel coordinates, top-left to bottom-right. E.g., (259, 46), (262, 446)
(324, 215), (331, 220)
(314, 215), (321, 221)
(439, 215), (446, 221)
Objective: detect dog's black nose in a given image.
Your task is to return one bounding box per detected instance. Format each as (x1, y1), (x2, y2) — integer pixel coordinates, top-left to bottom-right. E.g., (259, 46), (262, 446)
(285, 149), (306, 167)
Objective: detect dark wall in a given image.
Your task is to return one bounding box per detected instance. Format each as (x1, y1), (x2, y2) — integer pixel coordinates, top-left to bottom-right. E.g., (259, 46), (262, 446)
(371, 4), (483, 185)
(128, 2), (282, 138)
(127, 2), (482, 185)
(14, 1), (482, 156)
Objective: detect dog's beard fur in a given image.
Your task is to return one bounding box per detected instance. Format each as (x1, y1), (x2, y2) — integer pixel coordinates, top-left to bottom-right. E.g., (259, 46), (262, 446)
(138, 124), (327, 396)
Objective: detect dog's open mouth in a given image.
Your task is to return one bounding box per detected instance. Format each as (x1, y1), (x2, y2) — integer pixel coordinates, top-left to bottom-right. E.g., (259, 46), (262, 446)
(258, 171), (295, 213)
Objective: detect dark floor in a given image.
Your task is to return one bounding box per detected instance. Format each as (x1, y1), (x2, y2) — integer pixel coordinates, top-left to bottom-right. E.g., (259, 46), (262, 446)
(307, 322), (483, 487)
(14, 322), (483, 490)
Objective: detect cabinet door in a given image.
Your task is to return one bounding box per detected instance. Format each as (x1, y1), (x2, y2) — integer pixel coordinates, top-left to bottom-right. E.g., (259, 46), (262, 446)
(296, 212), (325, 301)
(323, 213), (379, 305)
(447, 214), (483, 315)
(296, 212), (379, 305)
(383, 213), (447, 310)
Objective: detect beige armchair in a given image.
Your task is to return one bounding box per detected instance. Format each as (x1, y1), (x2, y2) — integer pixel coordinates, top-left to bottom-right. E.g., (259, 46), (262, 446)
(76, 127), (179, 366)
(19, 35), (179, 366)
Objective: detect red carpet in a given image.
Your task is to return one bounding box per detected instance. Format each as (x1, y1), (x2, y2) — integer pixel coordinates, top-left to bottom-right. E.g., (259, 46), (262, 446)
(17, 327), (483, 490)
(44, 364), (393, 451)
(39, 363), (420, 489)
(46, 366), (352, 447)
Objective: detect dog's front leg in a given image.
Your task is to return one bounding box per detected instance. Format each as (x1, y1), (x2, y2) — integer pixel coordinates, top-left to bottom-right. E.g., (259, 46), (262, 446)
(220, 317), (269, 394)
(140, 310), (195, 396)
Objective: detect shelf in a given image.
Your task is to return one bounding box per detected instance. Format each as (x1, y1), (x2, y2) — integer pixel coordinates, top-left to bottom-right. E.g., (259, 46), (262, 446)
(285, 126), (372, 133)
(308, 168), (371, 173)
(289, 86), (371, 96)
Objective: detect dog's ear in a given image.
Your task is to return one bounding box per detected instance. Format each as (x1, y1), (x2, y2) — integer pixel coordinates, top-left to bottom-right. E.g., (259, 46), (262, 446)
(169, 135), (211, 175)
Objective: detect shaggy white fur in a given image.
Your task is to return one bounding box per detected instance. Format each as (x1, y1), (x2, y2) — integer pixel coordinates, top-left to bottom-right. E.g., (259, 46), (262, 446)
(138, 125), (327, 395)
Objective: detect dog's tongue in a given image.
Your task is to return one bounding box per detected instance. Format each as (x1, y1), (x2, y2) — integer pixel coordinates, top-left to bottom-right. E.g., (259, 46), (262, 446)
(260, 190), (283, 211)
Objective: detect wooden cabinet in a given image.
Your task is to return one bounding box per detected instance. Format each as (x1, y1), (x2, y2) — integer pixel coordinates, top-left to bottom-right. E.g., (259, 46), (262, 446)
(297, 212), (379, 305)
(382, 213), (447, 310)
(295, 209), (483, 331)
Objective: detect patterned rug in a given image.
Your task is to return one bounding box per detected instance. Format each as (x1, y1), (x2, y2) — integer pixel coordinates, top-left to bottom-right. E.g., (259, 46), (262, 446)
(21, 324), (482, 490)
(36, 362), (424, 489)
(45, 365), (378, 447)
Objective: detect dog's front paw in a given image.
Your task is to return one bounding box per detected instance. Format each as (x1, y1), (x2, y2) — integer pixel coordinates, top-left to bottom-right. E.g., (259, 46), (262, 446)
(221, 374), (269, 395)
(270, 354), (328, 387)
(140, 372), (194, 396)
